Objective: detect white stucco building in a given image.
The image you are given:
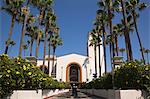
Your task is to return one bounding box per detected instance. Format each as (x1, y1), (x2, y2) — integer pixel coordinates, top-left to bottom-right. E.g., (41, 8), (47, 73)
(37, 33), (105, 83)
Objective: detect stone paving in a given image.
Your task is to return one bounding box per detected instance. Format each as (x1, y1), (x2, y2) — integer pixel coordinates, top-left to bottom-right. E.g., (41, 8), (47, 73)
(47, 90), (106, 99)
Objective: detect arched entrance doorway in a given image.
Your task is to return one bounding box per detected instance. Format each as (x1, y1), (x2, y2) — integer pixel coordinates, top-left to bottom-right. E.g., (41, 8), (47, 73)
(66, 62), (82, 82)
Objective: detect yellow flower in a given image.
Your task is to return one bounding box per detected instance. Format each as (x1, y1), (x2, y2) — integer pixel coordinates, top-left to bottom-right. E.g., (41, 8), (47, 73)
(6, 74), (9, 77)
(28, 72), (32, 75)
(7, 70), (11, 73)
(27, 64), (30, 67)
(43, 78), (47, 80)
(18, 62), (20, 64)
(16, 71), (20, 74)
(23, 65), (27, 70)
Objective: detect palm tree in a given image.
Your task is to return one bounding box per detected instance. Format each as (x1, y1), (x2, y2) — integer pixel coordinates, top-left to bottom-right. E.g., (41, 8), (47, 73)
(119, 48), (125, 56)
(42, 11), (52, 72)
(89, 32), (99, 78)
(30, 0), (53, 58)
(47, 23), (58, 75)
(50, 33), (62, 78)
(91, 26), (102, 77)
(25, 25), (37, 56)
(125, 0), (147, 64)
(18, 6), (30, 57)
(118, 0), (133, 61)
(144, 49), (150, 64)
(98, 0), (115, 68)
(113, 24), (124, 56)
(95, 10), (108, 74)
(2, 0), (25, 54)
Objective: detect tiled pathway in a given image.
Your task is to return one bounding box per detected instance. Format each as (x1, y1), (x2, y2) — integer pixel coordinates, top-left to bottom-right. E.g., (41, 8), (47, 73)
(47, 90), (106, 99)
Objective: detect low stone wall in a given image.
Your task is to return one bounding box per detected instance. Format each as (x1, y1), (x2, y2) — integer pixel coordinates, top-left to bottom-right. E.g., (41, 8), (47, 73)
(5, 90), (42, 99)
(4, 89), (69, 99)
(80, 89), (149, 99)
(42, 89), (69, 99)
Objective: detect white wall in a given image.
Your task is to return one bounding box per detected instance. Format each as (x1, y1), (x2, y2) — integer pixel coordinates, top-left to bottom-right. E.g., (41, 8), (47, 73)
(80, 89), (149, 99)
(56, 54), (89, 82)
(7, 90), (42, 99)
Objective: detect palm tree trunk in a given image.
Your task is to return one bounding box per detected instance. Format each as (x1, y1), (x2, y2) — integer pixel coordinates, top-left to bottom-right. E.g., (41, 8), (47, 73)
(98, 35), (101, 77)
(48, 41), (51, 75)
(35, 10), (44, 58)
(109, 43), (113, 67)
(4, 14), (16, 54)
(51, 47), (56, 77)
(120, 0), (133, 61)
(132, 11), (145, 64)
(94, 45), (97, 78)
(19, 14), (28, 57)
(108, 1), (115, 61)
(42, 24), (49, 72)
(115, 35), (119, 56)
(30, 39), (34, 56)
(101, 21), (107, 74)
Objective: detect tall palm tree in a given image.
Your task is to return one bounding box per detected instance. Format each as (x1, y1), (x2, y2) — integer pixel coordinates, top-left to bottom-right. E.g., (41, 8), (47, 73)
(50, 33), (62, 77)
(113, 24), (124, 56)
(89, 32), (99, 78)
(95, 10), (108, 74)
(91, 26), (102, 77)
(30, 0), (53, 58)
(125, 0), (147, 64)
(25, 25), (37, 56)
(98, 0), (115, 67)
(42, 10), (52, 72)
(18, 6), (29, 57)
(2, 0), (25, 54)
(47, 25), (58, 75)
(118, 0), (133, 61)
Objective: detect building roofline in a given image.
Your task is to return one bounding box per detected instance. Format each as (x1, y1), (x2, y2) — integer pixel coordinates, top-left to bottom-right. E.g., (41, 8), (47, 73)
(57, 53), (87, 58)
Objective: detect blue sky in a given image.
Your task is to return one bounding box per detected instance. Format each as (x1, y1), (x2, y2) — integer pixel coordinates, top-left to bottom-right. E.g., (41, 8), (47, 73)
(0, 0), (150, 71)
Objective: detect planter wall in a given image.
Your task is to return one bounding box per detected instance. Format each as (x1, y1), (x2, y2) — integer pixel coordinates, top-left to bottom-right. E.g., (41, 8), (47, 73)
(4, 89), (69, 99)
(5, 90), (42, 99)
(42, 89), (69, 99)
(80, 89), (149, 99)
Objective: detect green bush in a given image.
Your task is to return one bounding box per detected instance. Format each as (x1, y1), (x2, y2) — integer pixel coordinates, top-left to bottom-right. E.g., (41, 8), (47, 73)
(81, 60), (150, 92)
(114, 60), (150, 91)
(81, 73), (112, 89)
(0, 54), (69, 98)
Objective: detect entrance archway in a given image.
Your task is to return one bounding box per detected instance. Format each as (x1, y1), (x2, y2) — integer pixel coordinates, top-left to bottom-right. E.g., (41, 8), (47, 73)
(66, 62), (82, 82)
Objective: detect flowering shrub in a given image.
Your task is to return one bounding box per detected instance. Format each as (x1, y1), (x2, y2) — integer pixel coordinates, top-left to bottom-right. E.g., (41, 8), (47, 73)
(0, 54), (70, 98)
(81, 60), (150, 92)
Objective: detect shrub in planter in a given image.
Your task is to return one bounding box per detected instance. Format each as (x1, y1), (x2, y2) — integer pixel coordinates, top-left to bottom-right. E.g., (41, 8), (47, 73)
(81, 60), (150, 92)
(0, 54), (67, 98)
(114, 60), (150, 92)
(81, 73), (112, 89)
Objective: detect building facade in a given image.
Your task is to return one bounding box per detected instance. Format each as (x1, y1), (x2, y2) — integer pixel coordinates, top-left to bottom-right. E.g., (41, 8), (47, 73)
(37, 34), (105, 82)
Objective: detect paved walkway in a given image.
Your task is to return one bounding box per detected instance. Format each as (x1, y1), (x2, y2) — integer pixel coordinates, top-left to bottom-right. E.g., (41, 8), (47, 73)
(47, 91), (106, 99)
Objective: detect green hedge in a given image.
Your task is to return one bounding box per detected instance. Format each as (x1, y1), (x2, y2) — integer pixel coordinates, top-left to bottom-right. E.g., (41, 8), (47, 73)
(0, 54), (70, 98)
(81, 60), (150, 92)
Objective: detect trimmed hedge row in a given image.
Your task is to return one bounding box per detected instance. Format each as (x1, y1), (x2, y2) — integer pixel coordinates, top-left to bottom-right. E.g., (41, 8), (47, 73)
(0, 54), (70, 98)
(81, 60), (150, 92)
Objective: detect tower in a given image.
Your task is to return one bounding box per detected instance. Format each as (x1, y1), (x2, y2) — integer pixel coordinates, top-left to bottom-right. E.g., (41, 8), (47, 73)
(87, 32), (105, 79)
